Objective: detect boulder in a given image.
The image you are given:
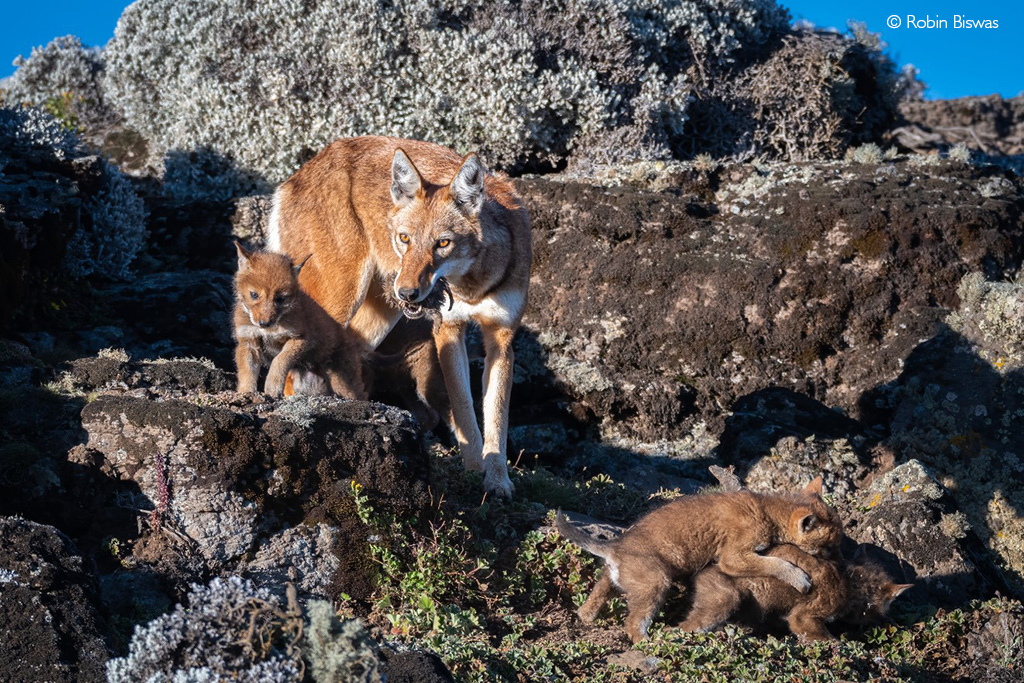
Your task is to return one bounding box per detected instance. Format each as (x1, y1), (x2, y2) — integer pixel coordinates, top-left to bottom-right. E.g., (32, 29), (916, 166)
(0, 517), (108, 683)
(78, 387), (430, 598)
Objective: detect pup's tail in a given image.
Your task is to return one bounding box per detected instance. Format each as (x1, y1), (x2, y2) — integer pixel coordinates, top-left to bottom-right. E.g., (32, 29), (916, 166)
(555, 510), (614, 561)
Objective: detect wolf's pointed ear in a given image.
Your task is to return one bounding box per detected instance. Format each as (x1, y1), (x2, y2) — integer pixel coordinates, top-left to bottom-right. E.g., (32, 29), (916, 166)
(802, 476), (824, 498)
(235, 240), (254, 271)
(451, 153), (486, 218)
(293, 253), (312, 278)
(391, 149), (422, 207)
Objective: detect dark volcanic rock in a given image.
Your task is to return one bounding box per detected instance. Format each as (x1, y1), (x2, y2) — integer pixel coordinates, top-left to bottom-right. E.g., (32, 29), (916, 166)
(516, 162), (1023, 443)
(895, 94), (1024, 156)
(62, 355), (232, 394)
(844, 460), (1007, 606)
(0, 516), (108, 683)
(78, 390), (429, 597)
(0, 133), (101, 329)
(97, 270), (234, 366)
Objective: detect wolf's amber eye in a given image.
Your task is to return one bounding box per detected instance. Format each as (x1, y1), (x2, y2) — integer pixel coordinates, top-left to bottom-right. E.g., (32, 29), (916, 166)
(437, 238), (451, 249)
(399, 233), (410, 244)
(249, 290), (259, 300)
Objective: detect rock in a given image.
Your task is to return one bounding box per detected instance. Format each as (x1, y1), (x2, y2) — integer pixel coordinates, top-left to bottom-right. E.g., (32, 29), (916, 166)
(716, 387), (871, 503)
(896, 94), (1024, 156)
(79, 389), (429, 595)
(516, 162), (1023, 442)
(380, 649), (456, 683)
(242, 524), (342, 600)
(60, 354), (232, 394)
(97, 270), (235, 366)
(844, 460), (1007, 605)
(877, 274), (1024, 593)
(0, 516), (108, 683)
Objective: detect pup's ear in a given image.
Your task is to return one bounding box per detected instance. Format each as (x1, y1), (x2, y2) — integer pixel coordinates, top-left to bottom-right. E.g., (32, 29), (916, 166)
(450, 153), (486, 218)
(886, 583), (914, 599)
(391, 148), (422, 207)
(235, 240), (254, 270)
(802, 476), (824, 498)
(852, 543), (870, 563)
(798, 511), (820, 534)
(293, 253), (312, 279)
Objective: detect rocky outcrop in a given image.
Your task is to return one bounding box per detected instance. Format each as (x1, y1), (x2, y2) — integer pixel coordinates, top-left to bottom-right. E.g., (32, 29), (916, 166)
(76, 384), (428, 597)
(0, 517), (109, 683)
(895, 94), (1024, 156)
(516, 160), (1023, 445)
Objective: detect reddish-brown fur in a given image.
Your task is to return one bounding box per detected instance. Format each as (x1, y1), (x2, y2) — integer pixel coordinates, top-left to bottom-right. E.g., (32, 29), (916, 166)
(269, 136), (531, 497)
(556, 479), (842, 642)
(681, 544), (912, 641)
(233, 242), (363, 398)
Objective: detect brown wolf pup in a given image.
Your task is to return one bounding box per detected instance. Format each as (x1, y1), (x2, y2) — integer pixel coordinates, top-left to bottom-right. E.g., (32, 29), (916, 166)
(556, 479), (842, 642)
(233, 242), (363, 398)
(267, 136), (531, 498)
(680, 543), (912, 641)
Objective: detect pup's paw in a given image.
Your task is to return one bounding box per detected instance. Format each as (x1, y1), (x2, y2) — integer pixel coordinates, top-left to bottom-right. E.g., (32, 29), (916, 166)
(786, 567), (812, 593)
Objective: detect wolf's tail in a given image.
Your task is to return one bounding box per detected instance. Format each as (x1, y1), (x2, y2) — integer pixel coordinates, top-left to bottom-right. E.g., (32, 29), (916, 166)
(555, 510), (614, 561)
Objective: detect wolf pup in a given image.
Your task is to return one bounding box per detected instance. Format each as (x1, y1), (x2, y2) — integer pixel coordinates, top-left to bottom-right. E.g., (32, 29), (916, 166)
(266, 136), (530, 498)
(680, 543), (912, 641)
(233, 242), (363, 399)
(555, 479), (842, 642)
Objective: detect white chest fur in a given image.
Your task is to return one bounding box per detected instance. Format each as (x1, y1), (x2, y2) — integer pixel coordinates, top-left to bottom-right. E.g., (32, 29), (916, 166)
(442, 287), (525, 327)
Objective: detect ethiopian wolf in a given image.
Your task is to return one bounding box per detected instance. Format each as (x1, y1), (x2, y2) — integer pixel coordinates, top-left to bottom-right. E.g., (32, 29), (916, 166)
(267, 136), (531, 498)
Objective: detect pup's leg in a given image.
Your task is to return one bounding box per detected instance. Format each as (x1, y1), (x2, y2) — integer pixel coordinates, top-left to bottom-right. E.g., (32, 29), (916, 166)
(235, 338), (262, 394)
(578, 570), (617, 624)
(619, 559), (672, 643)
(718, 544), (811, 594)
(679, 568), (743, 633)
(786, 605), (834, 642)
(265, 339), (306, 397)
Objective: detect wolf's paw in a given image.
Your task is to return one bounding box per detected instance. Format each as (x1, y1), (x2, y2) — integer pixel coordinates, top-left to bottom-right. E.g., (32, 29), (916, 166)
(461, 448), (485, 472)
(483, 469), (514, 500)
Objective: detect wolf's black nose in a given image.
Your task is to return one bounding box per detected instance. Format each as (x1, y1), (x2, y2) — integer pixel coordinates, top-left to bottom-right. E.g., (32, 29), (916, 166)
(397, 287), (420, 302)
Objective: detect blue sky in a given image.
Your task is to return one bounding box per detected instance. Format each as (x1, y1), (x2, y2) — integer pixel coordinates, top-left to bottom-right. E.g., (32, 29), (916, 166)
(1, 0), (1020, 100)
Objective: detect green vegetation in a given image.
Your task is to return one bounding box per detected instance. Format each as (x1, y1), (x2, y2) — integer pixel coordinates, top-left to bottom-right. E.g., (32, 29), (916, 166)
(342, 448), (1023, 682)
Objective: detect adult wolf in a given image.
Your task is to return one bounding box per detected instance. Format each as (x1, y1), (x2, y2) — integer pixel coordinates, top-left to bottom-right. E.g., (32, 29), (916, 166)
(267, 136), (531, 498)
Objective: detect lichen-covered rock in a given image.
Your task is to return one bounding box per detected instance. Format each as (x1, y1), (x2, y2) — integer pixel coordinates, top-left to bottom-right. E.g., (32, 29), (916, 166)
(844, 460), (1006, 605)
(516, 160), (1023, 444)
(78, 388), (429, 595)
(58, 354), (231, 395)
(0, 516), (108, 683)
(716, 387), (870, 504)
(879, 273), (1024, 593)
(242, 524), (342, 600)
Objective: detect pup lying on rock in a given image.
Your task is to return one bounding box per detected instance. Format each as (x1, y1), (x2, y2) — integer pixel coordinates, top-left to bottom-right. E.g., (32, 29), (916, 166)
(556, 478), (842, 642)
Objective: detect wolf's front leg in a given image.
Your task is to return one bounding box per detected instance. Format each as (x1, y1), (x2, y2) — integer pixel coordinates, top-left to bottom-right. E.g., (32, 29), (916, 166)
(435, 321), (485, 473)
(265, 339), (305, 397)
(480, 322), (516, 498)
